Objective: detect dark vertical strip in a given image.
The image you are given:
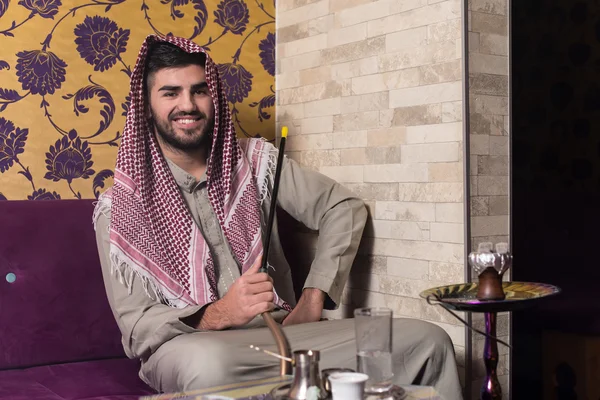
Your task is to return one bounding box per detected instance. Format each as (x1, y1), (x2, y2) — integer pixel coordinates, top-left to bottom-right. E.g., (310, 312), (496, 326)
(507, 0), (513, 398)
(461, 0), (473, 398)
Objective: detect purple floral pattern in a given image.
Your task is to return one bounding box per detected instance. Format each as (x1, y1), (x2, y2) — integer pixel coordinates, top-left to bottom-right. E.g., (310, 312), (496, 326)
(44, 130), (95, 183)
(1, 0), (274, 200)
(28, 188), (61, 200)
(0, 88), (25, 113)
(93, 169), (113, 198)
(121, 95), (130, 117)
(16, 50), (67, 96)
(0, 117), (28, 173)
(62, 76), (116, 139)
(0, 0), (8, 19)
(74, 16), (130, 72)
(259, 32), (275, 76)
(217, 63), (253, 103)
(190, 0), (209, 40)
(214, 0), (249, 35)
(18, 0), (62, 19)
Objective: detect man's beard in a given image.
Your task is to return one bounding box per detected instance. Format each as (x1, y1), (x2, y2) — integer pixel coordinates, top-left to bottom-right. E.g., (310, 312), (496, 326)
(153, 111), (214, 152)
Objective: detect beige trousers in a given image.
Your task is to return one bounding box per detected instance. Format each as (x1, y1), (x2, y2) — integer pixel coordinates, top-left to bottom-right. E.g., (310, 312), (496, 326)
(140, 318), (463, 400)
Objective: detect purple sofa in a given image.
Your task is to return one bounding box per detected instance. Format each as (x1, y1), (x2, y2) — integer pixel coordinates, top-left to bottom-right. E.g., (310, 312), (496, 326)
(0, 200), (155, 399)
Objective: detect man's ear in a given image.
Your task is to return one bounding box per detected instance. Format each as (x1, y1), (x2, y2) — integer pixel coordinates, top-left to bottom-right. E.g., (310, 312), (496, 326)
(144, 90), (152, 119)
(144, 73), (153, 119)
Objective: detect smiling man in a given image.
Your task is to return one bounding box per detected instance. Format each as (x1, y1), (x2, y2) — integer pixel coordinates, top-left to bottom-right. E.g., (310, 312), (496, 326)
(93, 35), (462, 399)
(146, 54), (214, 155)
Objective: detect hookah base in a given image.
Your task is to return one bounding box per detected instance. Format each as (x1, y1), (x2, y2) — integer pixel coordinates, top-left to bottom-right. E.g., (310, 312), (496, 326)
(476, 268), (506, 301)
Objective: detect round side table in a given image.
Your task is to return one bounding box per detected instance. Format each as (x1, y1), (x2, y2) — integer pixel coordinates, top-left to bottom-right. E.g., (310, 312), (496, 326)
(420, 282), (561, 400)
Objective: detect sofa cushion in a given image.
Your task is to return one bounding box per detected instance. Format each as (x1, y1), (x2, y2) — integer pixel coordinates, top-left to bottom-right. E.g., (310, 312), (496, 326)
(0, 358), (154, 399)
(0, 200), (125, 369)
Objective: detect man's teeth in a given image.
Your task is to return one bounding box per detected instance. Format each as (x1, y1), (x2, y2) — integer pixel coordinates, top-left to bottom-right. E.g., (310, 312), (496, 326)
(177, 119), (198, 124)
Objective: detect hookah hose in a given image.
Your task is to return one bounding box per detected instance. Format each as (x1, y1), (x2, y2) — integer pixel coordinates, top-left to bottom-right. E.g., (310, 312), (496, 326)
(259, 126), (292, 376)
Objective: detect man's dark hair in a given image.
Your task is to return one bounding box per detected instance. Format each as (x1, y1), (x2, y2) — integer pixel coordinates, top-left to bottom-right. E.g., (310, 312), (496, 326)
(144, 41), (207, 90)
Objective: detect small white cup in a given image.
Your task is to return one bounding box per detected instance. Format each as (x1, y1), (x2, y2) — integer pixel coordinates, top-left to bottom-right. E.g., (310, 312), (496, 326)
(328, 372), (369, 400)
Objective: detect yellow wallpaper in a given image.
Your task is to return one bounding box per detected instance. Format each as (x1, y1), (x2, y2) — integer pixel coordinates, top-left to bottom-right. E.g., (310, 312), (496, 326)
(0, 0), (275, 200)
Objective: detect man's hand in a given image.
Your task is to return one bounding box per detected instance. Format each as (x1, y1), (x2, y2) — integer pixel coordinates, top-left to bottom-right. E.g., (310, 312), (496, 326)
(198, 257), (275, 330)
(282, 288), (325, 326)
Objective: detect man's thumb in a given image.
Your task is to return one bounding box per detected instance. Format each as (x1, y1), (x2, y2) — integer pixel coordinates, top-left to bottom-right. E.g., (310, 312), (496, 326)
(245, 256), (263, 274)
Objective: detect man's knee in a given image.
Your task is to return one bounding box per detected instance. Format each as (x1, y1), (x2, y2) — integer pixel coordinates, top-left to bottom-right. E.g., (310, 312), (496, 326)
(145, 334), (238, 392)
(390, 319), (462, 397)
(392, 319), (454, 357)
(419, 321), (453, 351)
(177, 337), (237, 390)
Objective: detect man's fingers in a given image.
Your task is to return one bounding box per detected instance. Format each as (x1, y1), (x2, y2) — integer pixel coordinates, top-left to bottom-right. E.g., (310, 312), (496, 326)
(243, 291), (274, 307)
(244, 272), (273, 285)
(234, 255), (278, 321)
(255, 291), (275, 303)
(249, 301), (275, 316)
(247, 281), (274, 295)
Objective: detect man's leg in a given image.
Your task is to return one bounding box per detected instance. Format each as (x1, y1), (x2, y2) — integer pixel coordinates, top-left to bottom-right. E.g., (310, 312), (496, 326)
(292, 318), (463, 400)
(390, 319), (463, 400)
(139, 327), (281, 393)
(141, 318), (462, 399)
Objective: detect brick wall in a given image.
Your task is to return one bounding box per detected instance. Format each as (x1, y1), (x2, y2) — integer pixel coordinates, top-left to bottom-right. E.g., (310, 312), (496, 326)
(275, 0), (468, 389)
(467, 0), (510, 398)
(468, 0), (509, 250)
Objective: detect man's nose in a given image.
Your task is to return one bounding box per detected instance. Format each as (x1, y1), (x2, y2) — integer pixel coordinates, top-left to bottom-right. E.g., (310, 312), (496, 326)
(178, 93), (197, 112)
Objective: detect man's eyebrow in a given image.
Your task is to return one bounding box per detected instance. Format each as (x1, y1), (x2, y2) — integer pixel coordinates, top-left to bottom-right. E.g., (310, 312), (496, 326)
(158, 85), (181, 91)
(192, 82), (208, 89)
(157, 82), (208, 91)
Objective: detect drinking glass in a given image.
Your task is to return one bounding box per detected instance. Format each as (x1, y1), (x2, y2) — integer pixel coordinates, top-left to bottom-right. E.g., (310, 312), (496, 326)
(354, 307), (394, 393)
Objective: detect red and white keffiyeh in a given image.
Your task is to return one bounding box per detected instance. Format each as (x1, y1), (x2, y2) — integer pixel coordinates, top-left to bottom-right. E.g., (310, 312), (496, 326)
(94, 34), (290, 312)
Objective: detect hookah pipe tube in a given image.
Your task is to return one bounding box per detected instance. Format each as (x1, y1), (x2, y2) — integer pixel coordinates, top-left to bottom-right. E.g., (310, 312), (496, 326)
(260, 126), (292, 376)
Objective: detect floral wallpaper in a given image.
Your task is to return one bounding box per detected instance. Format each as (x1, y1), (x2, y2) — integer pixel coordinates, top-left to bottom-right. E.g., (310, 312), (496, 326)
(0, 0), (276, 200)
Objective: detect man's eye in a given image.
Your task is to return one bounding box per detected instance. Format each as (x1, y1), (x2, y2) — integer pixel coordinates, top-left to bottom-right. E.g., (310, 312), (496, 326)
(195, 89), (208, 95)
(164, 92), (176, 97)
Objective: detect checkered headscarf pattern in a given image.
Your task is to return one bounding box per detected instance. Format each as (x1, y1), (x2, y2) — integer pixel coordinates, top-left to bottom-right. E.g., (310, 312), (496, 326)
(108, 35), (289, 309)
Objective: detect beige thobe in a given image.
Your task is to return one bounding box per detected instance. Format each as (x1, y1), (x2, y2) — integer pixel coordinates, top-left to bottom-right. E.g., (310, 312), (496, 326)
(95, 156), (462, 399)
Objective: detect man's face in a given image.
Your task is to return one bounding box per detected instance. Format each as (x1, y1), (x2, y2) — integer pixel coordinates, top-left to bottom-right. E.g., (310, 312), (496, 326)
(147, 64), (215, 151)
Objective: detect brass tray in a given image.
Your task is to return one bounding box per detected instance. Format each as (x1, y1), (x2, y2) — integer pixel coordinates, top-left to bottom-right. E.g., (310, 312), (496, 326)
(269, 383), (406, 400)
(419, 281), (561, 312)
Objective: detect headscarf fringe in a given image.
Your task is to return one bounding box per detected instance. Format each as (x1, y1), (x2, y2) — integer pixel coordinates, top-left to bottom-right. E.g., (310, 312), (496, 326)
(109, 250), (189, 309)
(247, 138), (278, 205)
(93, 191), (189, 309)
(92, 191), (112, 233)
